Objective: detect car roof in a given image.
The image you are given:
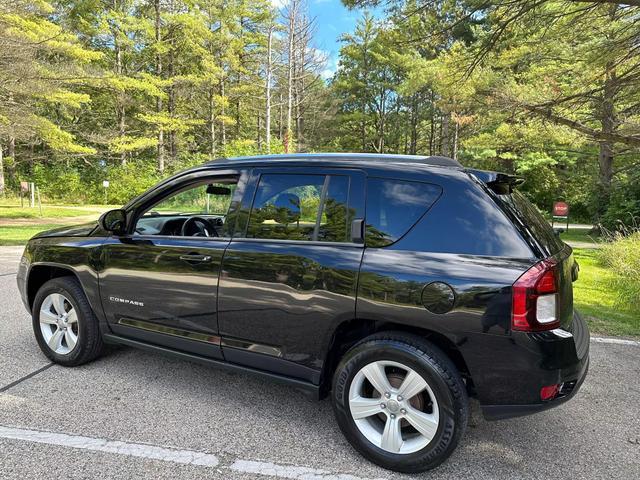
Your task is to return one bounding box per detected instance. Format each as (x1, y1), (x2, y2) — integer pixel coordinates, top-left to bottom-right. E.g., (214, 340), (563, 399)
(204, 153), (462, 169)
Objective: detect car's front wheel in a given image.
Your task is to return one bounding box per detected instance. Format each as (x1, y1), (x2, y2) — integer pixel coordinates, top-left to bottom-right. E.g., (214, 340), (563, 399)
(331, 332), (468, 473)
(32, 277), (104, 366)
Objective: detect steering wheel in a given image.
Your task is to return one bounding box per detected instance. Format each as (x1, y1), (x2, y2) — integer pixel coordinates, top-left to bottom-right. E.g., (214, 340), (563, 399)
(181, 216), (218, 237)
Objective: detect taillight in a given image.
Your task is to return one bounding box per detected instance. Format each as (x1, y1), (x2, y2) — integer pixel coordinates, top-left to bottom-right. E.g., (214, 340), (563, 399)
(512, 259), (560, 331)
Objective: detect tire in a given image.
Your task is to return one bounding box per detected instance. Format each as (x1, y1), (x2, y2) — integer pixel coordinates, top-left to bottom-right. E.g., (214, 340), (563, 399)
(32, 276), (104, 366)
(331, 332), (468, 473)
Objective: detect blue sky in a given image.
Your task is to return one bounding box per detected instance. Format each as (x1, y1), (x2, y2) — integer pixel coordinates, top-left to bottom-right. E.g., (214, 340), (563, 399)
(274, 0), (379, 79)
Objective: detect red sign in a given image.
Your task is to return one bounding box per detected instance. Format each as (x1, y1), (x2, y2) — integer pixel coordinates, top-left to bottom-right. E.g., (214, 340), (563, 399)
(20, 181), (29, 193)
(553, 201), (569, 217)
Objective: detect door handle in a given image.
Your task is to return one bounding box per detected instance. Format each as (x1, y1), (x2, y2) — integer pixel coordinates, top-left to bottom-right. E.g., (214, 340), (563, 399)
(179, 254), (213, 264)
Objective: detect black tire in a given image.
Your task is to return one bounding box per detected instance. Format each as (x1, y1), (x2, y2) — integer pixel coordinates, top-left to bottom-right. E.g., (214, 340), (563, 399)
(331, 332), (468, 473)
(32, 276), (104, 366)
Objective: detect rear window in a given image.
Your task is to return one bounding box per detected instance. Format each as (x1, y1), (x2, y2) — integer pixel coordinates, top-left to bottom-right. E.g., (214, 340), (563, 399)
(365, 178), (441, 247)
(497, 190), (564, 256)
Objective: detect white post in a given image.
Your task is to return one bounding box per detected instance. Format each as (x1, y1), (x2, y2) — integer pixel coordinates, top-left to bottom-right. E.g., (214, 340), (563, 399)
(30, 182), (35, 208)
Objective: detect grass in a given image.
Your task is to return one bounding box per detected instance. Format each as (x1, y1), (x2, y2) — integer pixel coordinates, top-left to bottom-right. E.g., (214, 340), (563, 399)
(0, 224), (67, 246)
(0, 204), (104, 219)
(559, 229), (598, 244)
(572, 248), (639, 337)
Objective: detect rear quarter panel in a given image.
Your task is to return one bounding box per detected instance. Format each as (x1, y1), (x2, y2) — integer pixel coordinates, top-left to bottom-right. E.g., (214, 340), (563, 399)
(356, 169), (539, 405)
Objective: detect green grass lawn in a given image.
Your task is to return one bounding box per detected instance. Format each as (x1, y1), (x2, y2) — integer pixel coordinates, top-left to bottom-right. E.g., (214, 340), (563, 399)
(559, 229), (598, 244)
(0, 224), (67, 246)
(0, 204), (103, 219)
(572, 248), (639, 337)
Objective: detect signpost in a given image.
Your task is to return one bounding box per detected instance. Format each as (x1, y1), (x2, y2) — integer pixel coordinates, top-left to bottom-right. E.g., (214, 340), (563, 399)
(552, 201), (569, 231)
(103, 180), (109, 205)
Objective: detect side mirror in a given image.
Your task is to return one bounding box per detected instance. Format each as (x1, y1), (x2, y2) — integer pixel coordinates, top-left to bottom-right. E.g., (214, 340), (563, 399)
(553, 227), (565, 237)
(99, 209), (127, 235)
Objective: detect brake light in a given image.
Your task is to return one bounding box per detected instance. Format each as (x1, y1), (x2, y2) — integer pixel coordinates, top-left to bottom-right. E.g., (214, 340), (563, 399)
(512, 259), (560, 331)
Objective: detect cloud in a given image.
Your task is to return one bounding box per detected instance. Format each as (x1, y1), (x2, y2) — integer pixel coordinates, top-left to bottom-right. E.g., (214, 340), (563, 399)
(270, 0), (288, 8)
(321, 69), (334, 80)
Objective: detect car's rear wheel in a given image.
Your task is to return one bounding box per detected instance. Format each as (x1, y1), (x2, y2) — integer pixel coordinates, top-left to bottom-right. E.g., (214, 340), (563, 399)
(32, 277), (104, 366)
(331, 332), (468, 473)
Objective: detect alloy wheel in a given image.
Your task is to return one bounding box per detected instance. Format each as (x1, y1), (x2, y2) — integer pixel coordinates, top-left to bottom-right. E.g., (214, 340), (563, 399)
(348, 360), (440, 454)
(39, 293), (79, 355)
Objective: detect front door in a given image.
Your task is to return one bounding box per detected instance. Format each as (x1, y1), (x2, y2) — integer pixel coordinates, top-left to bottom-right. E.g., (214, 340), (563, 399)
(218, 168), (365, 381)
(100, 171), (246, 359)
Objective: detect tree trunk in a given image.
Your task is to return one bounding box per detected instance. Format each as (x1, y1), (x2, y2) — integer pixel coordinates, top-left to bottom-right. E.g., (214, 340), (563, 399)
(209, 87), (216, 159)
(220, 79), (226, 147)
(154, 0), (165, 173)
(265, 27), (273, 153)
(278, 91), (283, 140)
(257, 113), (262, 150)
(428, 91), (435, 155)
(597, 10), (618, 213)
(410, 94), (418, 155)
(0, 141), (5, 196)
(168, 34), (176, 162)
(285, 1), (298, 153)
(453, 117), (459, 161)
(441, 111), (450, 157)
(115, 27), (126, 165)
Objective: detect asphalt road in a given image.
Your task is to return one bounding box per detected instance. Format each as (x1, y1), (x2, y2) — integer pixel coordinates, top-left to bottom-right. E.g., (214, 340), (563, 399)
(0, 246), (638, 480)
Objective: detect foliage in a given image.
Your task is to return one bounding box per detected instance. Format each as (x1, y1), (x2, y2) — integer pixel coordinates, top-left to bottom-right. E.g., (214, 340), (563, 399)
(601, 171), (640, 230)
(598, 232), (640, 312)
(0, 0), (639, 231)
(571, 248), (640, 337)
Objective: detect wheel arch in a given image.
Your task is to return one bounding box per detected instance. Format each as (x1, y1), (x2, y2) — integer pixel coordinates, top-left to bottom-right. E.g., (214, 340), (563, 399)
(319, 318), (473, 399)
(27, 264), (82, 309)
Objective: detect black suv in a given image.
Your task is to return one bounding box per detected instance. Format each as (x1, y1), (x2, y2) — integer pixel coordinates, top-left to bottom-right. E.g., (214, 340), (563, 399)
(17, 154), (589, 473)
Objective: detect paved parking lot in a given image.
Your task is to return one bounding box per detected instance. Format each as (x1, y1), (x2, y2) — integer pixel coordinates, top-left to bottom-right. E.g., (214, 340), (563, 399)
(0, 245), (638, 479)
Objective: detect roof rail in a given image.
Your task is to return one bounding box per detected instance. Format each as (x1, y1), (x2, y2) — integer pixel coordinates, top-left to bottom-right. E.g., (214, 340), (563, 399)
(205, 153), (462, 168)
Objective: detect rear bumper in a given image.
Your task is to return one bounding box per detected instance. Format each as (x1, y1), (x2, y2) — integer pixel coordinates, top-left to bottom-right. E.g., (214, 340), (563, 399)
(480, 309), (590, 421)
(482, 353), (589, 420)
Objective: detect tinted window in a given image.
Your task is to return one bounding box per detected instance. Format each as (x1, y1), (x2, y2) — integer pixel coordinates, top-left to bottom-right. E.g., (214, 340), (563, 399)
(497, 190), (564, 255)
(246, 174), (350, 242)
(366, 178), (441, 247)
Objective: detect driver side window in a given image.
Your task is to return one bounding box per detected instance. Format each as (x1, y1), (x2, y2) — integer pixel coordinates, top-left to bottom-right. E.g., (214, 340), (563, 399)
(135, 178), (238, 237)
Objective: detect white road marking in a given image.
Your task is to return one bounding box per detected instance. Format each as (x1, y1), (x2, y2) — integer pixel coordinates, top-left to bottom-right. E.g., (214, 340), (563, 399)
(0, 426), (219, 467)
(0, 426), (384, 480)
(229, 459), (384, 480)
(591, 336), (639, 346)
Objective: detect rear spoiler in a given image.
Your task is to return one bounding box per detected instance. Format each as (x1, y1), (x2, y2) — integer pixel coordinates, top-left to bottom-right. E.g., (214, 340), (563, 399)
(468, 169), (524, 194)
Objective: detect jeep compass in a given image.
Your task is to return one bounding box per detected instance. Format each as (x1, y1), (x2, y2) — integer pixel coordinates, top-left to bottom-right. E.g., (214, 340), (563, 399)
(17, 153), (589, 473)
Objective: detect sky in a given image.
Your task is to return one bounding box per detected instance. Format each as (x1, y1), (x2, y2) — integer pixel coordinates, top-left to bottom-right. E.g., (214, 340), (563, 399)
(273, 0), (380, 80)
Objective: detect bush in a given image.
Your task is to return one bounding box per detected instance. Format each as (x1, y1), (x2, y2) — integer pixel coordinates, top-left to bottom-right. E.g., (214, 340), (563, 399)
(598, 232), (640, 311)
(601, 171), (640, 231)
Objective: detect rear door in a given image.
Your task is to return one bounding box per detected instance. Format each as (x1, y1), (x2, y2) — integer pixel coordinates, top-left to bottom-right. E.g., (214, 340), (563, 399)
(217, 167), (365, 383)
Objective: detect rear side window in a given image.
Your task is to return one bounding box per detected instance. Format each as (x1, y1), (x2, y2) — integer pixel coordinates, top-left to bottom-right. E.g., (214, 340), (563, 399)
(365, 178), (441, 247)
(497, 191), (564, 256)
(246, 174), (350, 242)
